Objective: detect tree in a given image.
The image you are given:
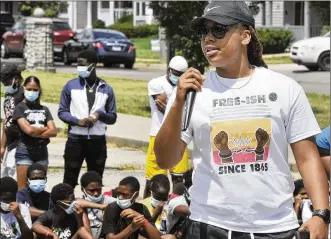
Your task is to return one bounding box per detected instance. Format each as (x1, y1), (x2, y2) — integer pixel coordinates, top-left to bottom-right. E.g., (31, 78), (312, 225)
(248, 1), (264, 16)
(149, 1), (209, 74)
(18, 1), (68, 17)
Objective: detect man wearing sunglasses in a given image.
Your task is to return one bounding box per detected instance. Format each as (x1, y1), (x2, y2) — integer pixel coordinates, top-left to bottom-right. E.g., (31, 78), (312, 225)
(154, 1), (329, 239)
(143, 56), (191, 199)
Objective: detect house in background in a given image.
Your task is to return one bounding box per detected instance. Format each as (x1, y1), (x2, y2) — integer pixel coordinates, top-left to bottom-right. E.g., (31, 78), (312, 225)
(58, 1), (133, 30)
(1, 1), (325, 41)
(254, 1), (323, 41)
(131, 1), (325, 41)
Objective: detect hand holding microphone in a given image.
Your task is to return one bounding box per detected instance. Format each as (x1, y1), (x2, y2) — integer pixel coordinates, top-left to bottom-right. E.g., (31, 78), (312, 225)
(175, 67), (205, 131)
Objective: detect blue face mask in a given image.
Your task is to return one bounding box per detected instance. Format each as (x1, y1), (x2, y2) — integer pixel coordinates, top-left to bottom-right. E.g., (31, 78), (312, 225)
(24, 90), (39, 102)
(28, 179), (46, 193)
(77, 64), (94, 78)
(4, 80), (18, 94)
(83, 189), (103, 203)
(169, 73), (180, 85)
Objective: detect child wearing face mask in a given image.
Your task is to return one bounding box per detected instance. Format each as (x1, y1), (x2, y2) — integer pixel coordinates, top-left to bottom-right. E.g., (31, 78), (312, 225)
(12, 76), (57, 190)
(17, 163), (53, 222)
(0, 64), (25, 181)
(141, 174), (170, 234)
(102, 176), (161, 239)
(80, 171), (116, 238)
(32, 183), (93, 239)
(0, 177), (33, 239)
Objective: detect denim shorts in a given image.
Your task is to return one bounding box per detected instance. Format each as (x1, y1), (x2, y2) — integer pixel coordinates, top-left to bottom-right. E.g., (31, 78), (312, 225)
(15, 142), (49, 166)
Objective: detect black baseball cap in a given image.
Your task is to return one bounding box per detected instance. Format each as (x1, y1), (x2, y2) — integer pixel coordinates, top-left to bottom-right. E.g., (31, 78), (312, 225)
(190, 1), (255, 30)
(0, 63), (25, 82)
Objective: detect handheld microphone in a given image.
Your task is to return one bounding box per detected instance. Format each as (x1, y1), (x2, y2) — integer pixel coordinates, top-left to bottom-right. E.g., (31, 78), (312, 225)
(181, 89), (196, 131)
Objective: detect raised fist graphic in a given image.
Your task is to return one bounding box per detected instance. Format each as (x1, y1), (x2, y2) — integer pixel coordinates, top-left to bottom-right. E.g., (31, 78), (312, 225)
(214, 131), (233, 164)
(255, 128), (269, 162)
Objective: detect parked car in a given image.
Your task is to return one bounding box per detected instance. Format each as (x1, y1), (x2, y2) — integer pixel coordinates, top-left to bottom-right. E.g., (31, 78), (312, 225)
(62, 28), (136, 69)
(1, 17), (75, 59)
(0, 11), (15, 44)
(290, 31), (330, 71)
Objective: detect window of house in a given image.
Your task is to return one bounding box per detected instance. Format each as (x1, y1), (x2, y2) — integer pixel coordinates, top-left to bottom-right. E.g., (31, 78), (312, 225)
(59, 2), (68, 13)
(142, 2), (146, 16)
(136, 2), (140, 16)
(294, 1), (304, 25)
(123, 1), (132, 8)
(101, 1), (110, 9)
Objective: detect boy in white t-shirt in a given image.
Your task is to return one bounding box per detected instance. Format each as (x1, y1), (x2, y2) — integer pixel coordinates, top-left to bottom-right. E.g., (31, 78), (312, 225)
(143, 56), (190, 199)
(154, 1), (329, 238)
(0, 177), (32, 239)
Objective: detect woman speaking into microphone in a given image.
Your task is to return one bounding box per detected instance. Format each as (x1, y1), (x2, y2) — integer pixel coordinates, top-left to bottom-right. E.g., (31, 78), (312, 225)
(154, 1), (329, 239)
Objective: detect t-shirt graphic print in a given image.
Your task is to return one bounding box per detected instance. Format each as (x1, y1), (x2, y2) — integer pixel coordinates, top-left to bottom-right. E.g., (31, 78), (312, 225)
(210, 99), (271, 175)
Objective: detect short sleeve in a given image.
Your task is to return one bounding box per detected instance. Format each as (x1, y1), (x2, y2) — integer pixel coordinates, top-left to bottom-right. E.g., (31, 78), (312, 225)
(43, 106), (54, 122)
(167, 196), (187, 216)
(102, 203), (119, 235)
(19, 204), (32, 228)
(148, 78), (164, 96)
(12, 103), (25, 121)
(16, 190), (29, 205)
(35, 210), (52, 227)
(142, 204), (153, 224)
(163, 88), (193, 145)
(286, 87), (321, 144)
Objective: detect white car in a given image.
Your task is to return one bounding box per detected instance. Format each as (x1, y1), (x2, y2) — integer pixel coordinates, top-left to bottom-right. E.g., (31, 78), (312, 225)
(290, 31), (330, 71)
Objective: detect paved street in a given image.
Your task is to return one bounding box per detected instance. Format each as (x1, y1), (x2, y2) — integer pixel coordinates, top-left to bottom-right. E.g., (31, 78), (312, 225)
(2, 57), (330, 94)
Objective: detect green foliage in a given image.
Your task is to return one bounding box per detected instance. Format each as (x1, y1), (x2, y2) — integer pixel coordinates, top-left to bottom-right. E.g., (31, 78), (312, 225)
(256, 29), (293, 54)
(18, 1), (68, 17)
(109, 23), (159, 38)
(321, 26), (331, 35)
(93, 19), (106, 29)
(117, 14), (133, 24)
(149, 1), (209, 74)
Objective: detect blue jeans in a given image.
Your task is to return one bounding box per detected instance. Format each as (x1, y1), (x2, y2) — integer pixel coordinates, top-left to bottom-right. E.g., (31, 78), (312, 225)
(15, 142), (48, 166)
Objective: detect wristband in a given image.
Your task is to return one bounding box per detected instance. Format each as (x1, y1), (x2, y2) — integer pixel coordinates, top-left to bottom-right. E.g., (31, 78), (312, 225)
(143, 219), (149, 227)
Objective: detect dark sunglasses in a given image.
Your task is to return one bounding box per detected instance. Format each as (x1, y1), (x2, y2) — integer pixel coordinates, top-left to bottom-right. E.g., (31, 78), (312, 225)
(196, 24), (229, 40)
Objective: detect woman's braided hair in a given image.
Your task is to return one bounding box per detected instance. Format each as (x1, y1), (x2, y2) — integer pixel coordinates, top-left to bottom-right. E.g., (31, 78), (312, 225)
(241, 24), (268, 68)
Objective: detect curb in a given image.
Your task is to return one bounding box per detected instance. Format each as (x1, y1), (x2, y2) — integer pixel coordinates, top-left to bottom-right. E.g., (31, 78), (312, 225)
(2, 117), (298, 173)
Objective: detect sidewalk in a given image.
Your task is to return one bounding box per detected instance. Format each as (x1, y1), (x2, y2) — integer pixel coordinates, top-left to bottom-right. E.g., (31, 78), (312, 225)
(0, 98), (297, 170)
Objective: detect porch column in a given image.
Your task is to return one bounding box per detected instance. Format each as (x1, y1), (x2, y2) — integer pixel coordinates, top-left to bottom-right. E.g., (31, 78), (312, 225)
(304, 1), (310, 39)
(87, 1), (92, 28)
(266, 1), (272, 26)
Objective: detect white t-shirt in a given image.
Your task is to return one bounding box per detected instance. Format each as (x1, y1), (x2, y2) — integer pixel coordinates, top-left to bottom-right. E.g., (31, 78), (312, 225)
(0, 204), (32, 239)
(83, 195), (116, 239)
(165, 67), (321, 233)
(166, 195), (189, 233)
(148, 75), (175, 136)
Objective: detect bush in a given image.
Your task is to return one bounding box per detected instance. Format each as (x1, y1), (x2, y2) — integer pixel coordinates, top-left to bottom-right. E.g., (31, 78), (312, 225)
(117, 14), (133, 24)
(108, 23), (159, 38)
(256, 28), (293, 54)
(321, 26), (330, 35)
(93, 19), (106, 29)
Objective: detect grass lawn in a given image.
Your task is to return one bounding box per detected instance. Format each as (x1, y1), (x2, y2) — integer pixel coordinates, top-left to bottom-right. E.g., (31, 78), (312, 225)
(306, 93), (330, 129)
(130, 35), (160, 60)
(0, 72), (151, 118)
(1, 71), (329, 129)
(264, 56), (293, 65)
